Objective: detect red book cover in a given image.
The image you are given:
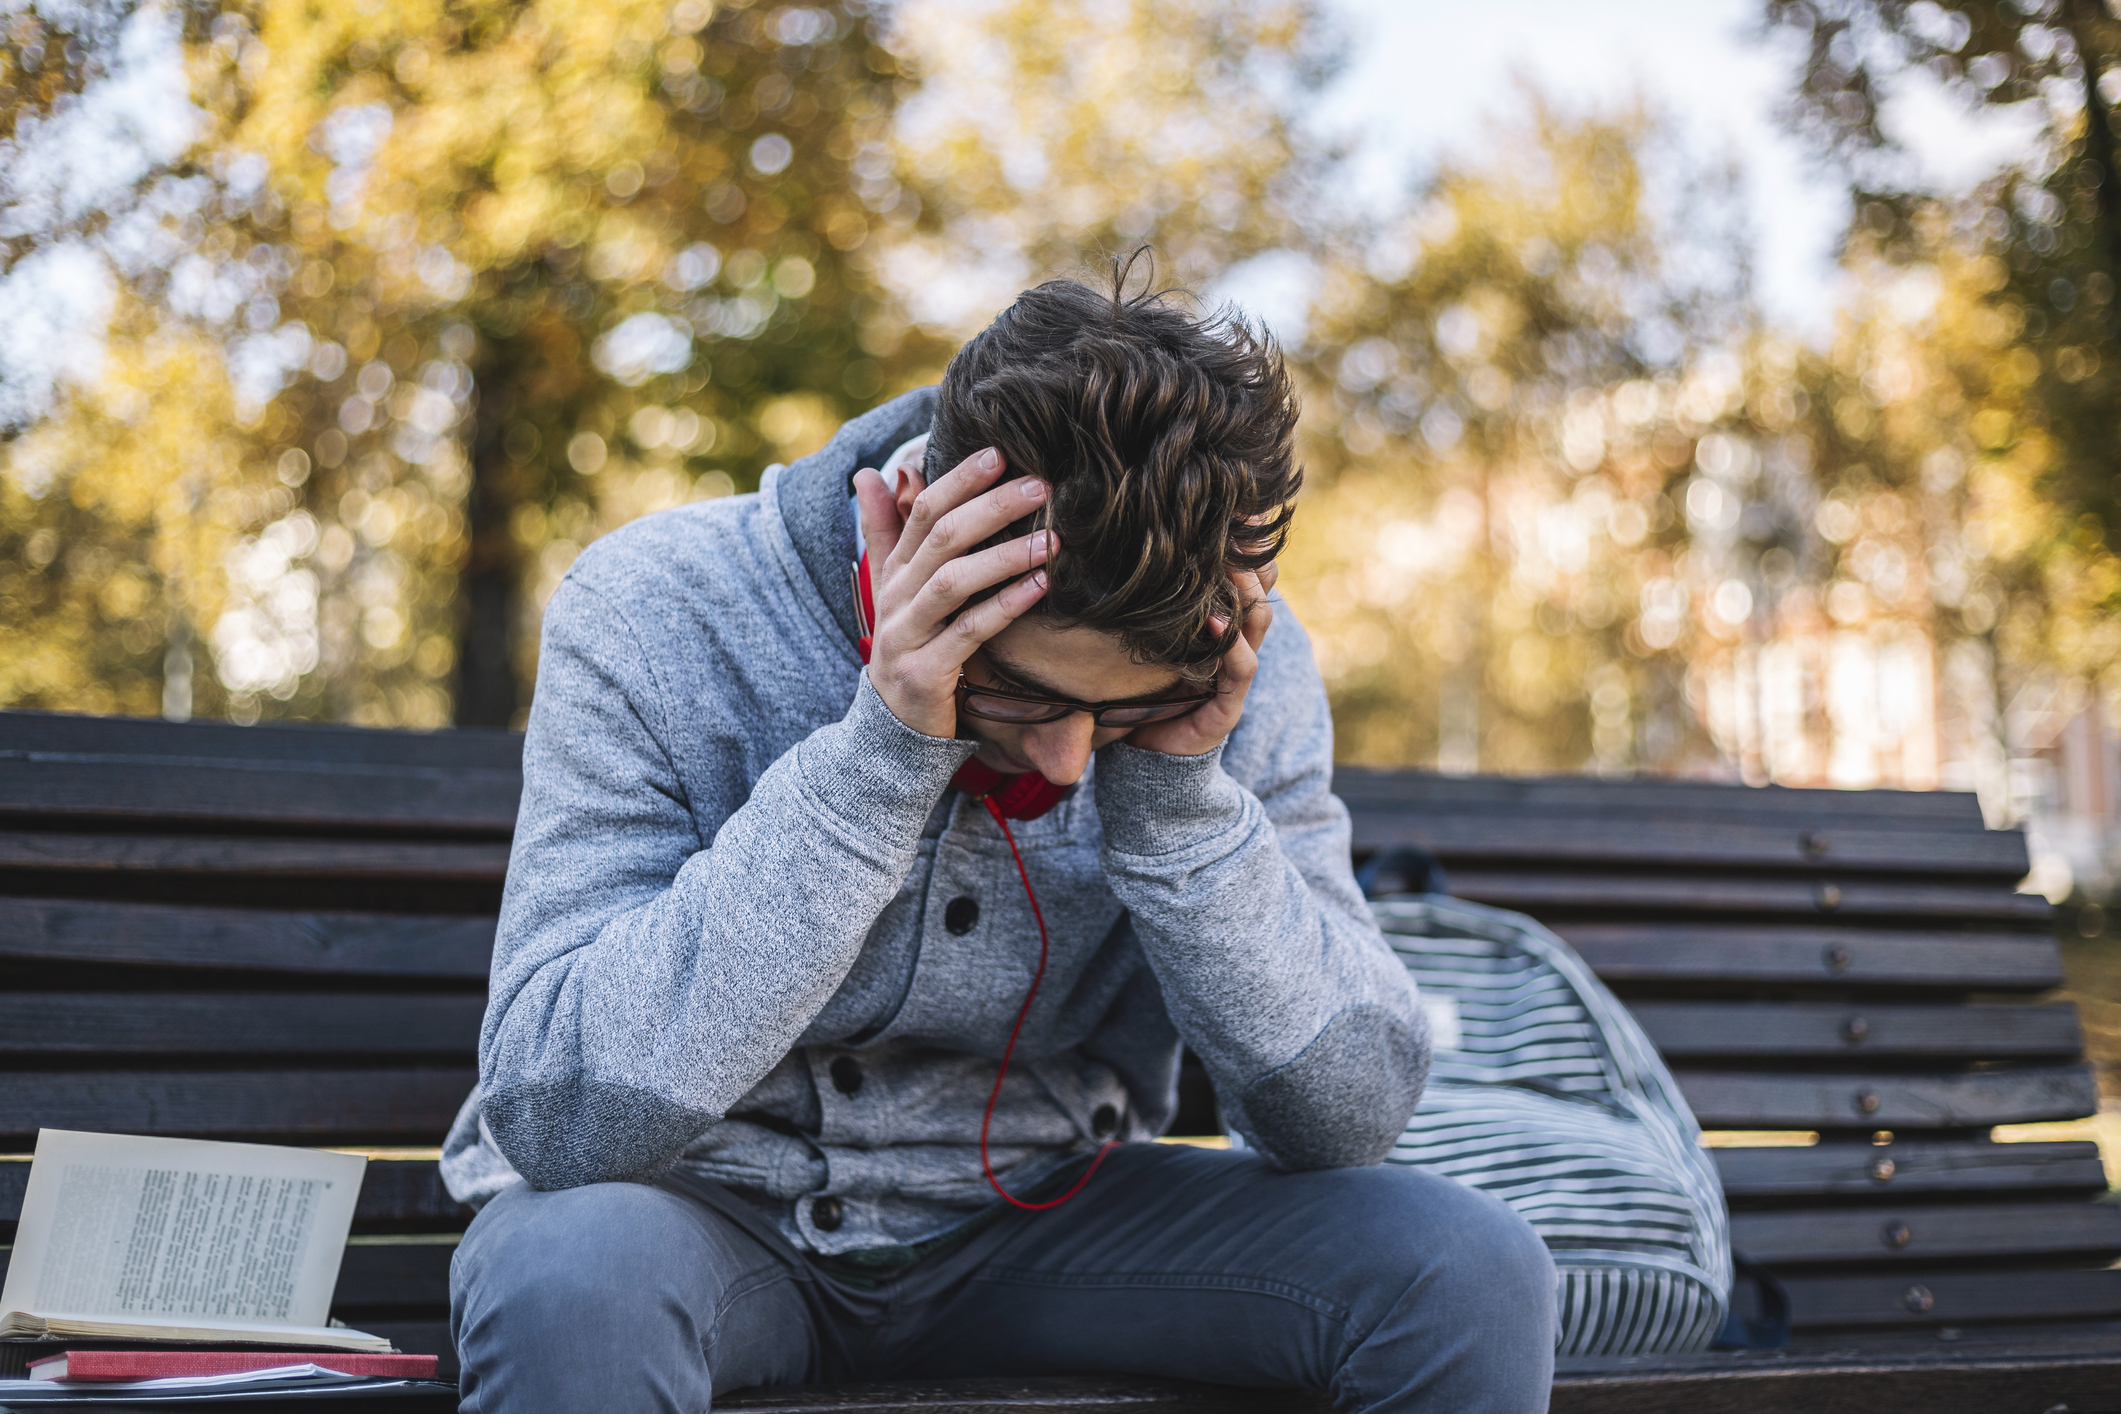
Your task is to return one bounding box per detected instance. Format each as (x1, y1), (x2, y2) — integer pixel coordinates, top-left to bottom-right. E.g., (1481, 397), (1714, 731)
(29, 1349), (440, 1382)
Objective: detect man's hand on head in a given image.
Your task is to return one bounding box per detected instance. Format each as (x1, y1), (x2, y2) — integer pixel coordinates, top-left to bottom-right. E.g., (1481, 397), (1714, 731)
(1122, 558), (1278, 759)
(853, 447), (1052, 739)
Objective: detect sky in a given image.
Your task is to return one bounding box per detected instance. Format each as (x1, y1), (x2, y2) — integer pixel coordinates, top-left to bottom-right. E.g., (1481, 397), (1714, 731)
(1222, 0), (2051, 343)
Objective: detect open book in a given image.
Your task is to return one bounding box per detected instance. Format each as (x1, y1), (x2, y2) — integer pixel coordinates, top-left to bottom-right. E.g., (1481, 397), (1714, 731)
(1, 1130), (388, 1352)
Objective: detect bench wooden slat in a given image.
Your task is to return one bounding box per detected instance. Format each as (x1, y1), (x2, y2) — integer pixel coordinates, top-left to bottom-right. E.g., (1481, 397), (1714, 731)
(1631, 1002), (2083, 1061)
(330, 1242), (458, 1308)
(350, 1158), (475, 1230)
(708, 1347), (2121, 1414)
(1730, 1200), (2121, 1265)
(1349, 814), (2030, 878)
(1552, 1344), (2121, 1414)
(1446, 870), (2053, 922)
(1674, 1063), (2099, 1129)
(0, 1158), (474, 1234)
(12, 1149), (2098, 1230)
(0, 1068), (476, 1146)
(1331, 769), (1990, 829)
(0, 898), (495, 978)
(1555, 924), (2064, 991)
(0, 831), (511, 884)
(0, 1241), (459, 1312)
(0, 757), (520, 836)
(79, 1185), (2121, 1311)
(0, 994), (484, 1056)
(1712, 1140), (2109, 1200)
(1772, 1267), (2121, 1329)
(347, 1320), (460, 1379)
(721, 1377), (1337, 1414)
(0, 711), (522, 770)
(32, 997), (2097, 1069)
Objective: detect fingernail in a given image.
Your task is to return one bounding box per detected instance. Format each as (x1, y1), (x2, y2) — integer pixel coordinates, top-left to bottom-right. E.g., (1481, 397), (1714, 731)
(1023, 479), (1046, 502)
(978, 448), (1000, 472)
(1031, 531), (1050, 554)
(1030, 570), (1048, 591)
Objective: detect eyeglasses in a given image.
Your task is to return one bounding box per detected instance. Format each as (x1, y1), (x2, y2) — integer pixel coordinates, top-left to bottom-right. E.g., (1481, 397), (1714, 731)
(956, 673), (1218, 728)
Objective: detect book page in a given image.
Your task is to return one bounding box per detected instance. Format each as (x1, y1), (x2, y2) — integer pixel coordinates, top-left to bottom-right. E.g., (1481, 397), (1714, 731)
(1, 1131), (365, 1332)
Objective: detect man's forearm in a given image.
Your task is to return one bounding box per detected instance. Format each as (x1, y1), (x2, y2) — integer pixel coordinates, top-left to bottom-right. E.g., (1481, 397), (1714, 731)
(481, 672), (975, 1190)
(1094, 741), (1429, 1170)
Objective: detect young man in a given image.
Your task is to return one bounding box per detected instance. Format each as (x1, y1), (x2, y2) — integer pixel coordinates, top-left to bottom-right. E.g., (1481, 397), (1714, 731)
(442, 275), (1557, 1412)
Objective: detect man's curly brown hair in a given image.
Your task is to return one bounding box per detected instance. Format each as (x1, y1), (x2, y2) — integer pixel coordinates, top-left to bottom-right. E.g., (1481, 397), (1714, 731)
(925, 252), (1301, 674)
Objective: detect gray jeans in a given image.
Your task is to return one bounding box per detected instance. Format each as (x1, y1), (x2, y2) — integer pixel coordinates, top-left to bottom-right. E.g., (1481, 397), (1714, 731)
(450, 1143), (1557, 1413)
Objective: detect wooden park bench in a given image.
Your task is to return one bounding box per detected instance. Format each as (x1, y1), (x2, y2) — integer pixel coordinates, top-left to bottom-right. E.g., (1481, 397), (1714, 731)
(2, 708), (2116, 1412)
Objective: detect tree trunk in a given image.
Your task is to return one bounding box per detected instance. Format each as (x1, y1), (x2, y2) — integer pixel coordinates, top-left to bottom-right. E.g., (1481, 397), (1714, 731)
(454, 378), (523, 729)
(2072, 6), (2121, 315)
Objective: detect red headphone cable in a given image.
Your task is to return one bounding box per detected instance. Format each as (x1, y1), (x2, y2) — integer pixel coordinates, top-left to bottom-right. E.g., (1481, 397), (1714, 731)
(851, 552), (1114, 1209)
(977, 795), (1118, 1210)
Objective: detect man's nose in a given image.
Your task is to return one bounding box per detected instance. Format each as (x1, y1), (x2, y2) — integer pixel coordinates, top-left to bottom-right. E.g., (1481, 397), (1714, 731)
(1023, 713), (1097, 785)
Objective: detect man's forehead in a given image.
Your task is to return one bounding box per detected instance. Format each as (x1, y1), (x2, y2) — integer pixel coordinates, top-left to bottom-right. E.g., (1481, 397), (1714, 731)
(980, 632), (1196, 699)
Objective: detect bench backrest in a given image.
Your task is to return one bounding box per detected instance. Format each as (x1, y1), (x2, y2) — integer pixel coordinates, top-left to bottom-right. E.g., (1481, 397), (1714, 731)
(0, 712), (507, 1359)
(0, 712), (2111, 1363)
(1338, 767), (2115, 1334)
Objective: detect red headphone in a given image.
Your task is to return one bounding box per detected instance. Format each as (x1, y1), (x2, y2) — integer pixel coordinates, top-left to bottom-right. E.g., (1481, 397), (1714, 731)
(850, 550), (1115, 1209)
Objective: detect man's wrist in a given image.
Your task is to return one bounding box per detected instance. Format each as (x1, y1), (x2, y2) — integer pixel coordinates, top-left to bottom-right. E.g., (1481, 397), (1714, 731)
(1095, 739), (1248, 857)
(797, 673), (977, 848)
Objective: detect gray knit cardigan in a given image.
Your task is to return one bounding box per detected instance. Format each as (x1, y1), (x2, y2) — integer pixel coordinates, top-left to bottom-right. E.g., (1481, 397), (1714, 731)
(440, 387), (1430, 1253)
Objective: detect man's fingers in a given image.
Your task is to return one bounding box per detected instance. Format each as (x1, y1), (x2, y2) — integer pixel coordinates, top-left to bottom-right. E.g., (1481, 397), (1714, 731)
(1227, 567), (1273, 652)
(890, 448), (1006, 575)
(853, 469), (903, 569)
(1258, 560), (1280, 596)
(910, 531), (1052, 624)
(1222, 636), (1260, 697)
(1242, 595), (1273, 652)
(932, 568), (1050, 655)
(898, 472), (1048, 591)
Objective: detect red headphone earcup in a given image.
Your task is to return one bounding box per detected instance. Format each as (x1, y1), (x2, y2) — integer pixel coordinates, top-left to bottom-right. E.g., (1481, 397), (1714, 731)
(993, 772), (1069, 821)
(950, 760), (1069, 822)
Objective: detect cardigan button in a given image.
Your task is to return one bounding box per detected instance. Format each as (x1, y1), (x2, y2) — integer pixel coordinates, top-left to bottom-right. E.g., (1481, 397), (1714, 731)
(812, 1196), (845, 1232)
(830, 1056), (863, 1096)
(945, 896), (980, 934)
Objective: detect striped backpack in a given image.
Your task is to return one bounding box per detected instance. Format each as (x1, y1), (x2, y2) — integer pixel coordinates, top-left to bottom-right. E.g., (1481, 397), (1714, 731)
(1371, 892), (1732, 1356)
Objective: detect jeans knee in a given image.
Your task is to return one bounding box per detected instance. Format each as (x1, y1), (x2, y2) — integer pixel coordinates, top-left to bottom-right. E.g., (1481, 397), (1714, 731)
(453, 1181), (708, 1330)
(1471, 1191), (1554, 1293)
(1425, 1179), (1555, 1321)
(1326, 1167), (1556, 1412)
(1336, 1166), (1555, 1318)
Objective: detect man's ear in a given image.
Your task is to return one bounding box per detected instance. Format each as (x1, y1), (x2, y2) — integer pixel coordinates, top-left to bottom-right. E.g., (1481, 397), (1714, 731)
(894, 468), (924, 524)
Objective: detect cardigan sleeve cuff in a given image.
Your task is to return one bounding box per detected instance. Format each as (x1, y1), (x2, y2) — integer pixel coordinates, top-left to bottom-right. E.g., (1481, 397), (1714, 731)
(794, 671), (977, 854)
(1093, 740), (1251, 857)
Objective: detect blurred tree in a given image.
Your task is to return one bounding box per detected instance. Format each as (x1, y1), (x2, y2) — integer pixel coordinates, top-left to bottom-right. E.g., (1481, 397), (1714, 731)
(4, 0), (910, 726)
(1, 2), (235, 719)
(878, 0), (1330, 352)
(4, 0), (1335, 730)
(0, 319), (252, 719)
(1763, 0), (2121, 686)
(1282, 102), (1780, 775)
(1775, 211), (2116, 796)
(220, 0), (911, 725)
